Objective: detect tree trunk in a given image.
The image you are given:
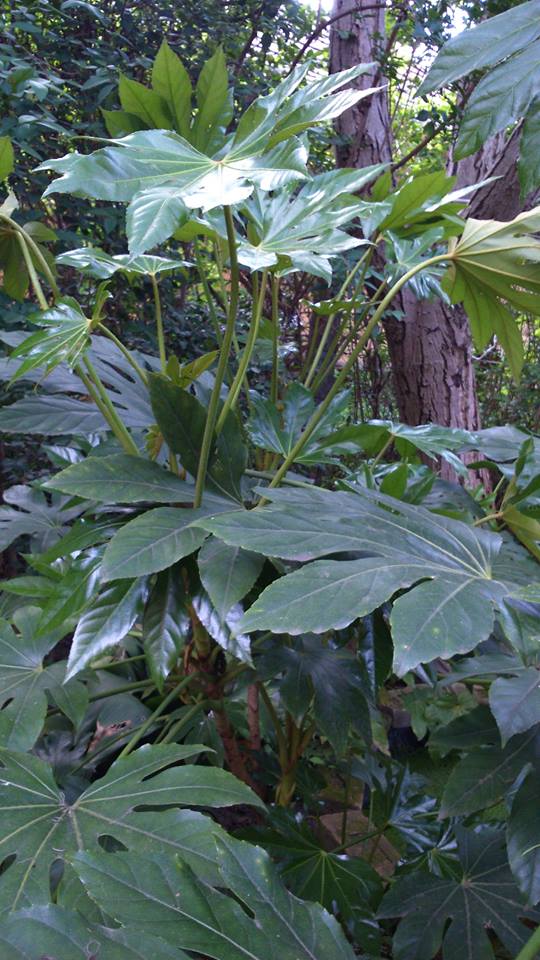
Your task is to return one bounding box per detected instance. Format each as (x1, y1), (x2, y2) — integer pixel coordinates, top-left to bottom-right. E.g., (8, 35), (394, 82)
(328, 1), (524, 440)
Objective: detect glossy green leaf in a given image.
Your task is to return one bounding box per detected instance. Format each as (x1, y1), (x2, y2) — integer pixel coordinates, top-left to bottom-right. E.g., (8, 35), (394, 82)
(127, 185), (190, 254)
(418, 1), (540, 94)
(101, 107), (145, 137)
(379, 828), (540, 960)
(440, 727), (538, 817)
(192, 46), (231, 152)
(507, 771), (540, 905)
(198, 536), (263, 618)
(429, 704), (500, 757)
(257, 636), (370, 753)
(152, 40), (192, 138)
(45, 453), (203, 505)
(247, 384), (349, 465)
(101, 508), (208, 581)
(56, 246), (189, 277)
(456, 40), (540, 157)
(0, 744), (262, 912)
(66, 577), (148, 679)
(73, 833), (356, 960)
(0, 609), (86, 749)
(202, 486), (523, 675)
(10, 299), (91, 380)
(119, 73), (172, 128)
(143, 566), (190, 686)
(0, 904), (185, 960)
(489, 668), (540, 744)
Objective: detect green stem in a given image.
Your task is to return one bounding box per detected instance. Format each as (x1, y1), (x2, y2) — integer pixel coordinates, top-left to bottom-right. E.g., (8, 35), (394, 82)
(117, 673), (198, 758)
(371, 434), (394, 467)
(2, 214), (60, 300)
(271, 274), (280, 404)
(82, 356), (140, 456)
(97, 323), (148, 386)
(473, 512), (503, 527)
(216, 268), (268, 431)
(194, 239), (223, 346)
(266, 253), (449, 493)
(514, 924), (540, 960)
(159, 700), (206, 744)
(259, 682), (288, 761)
(16, 234), (48, 310)
(304, 246), (372, 389)
(88, 680), (154, 702)
(151, 274), (166, 371)
(193, 205), (240, 508)
(245, 468), (315, 489)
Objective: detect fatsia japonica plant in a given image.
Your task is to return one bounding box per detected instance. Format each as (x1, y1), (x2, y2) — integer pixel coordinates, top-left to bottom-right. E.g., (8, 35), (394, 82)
(0, 39), (539, 960)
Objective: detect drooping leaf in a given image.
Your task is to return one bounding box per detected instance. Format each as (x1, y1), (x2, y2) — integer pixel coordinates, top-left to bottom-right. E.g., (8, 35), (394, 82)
(143, 566), (190, 687)
(73, 833), (356, 960)
(201, 485), (527, 675)
(127, 185), (190, 254)
(379, 827), (540, 960)
(0, 744), (263, 913)
(197, 536), (264, 618)
(66, 577), (148, 679)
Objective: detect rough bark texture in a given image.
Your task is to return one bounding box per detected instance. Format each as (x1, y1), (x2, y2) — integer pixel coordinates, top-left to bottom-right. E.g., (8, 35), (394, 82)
(329, 1), (526, 442)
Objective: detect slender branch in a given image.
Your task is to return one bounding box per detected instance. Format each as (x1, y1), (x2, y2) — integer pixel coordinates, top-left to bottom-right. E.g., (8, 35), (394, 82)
(82, 356), (140, 455)
(216, 268), (268, 431)
(266, 253), (450, 493)
(97, 323), (148, 385)
(151, 274), (166, 371)
(194, 205), (240, 508)
(117, 673), (199, 758)
(16, 234), (48, 310)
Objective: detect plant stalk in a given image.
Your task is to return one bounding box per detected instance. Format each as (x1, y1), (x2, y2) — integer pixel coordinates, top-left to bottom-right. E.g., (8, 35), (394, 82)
(271, 274), (280, 404)
(193, 205), (240, 507)
(151, 274), (166, 371)
(82, 356), (140, 455)
(216, 267), (268, 430)
(266, 253), (449, 492)
(514, 924), (540, 960)
(117, 672), (198, 758)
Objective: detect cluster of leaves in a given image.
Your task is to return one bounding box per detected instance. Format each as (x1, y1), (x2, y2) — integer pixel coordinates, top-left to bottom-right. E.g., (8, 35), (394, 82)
(0, 26), (538, 960)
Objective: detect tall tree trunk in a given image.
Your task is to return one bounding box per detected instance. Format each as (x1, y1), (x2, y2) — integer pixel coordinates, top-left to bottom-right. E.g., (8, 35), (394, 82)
(329, 0), (525, 442)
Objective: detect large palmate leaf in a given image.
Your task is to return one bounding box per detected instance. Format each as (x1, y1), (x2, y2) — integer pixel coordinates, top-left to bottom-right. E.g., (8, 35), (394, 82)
(9, 299), (92, 380)
(0, 744), (263, 913)
(257, 636), (370, 753)
(40, 63), (379, 250)
(72, 833), (357, 960)
(56, 246), (190, 279)
(0, 904), (185, 960)
(379, 828), (540, 960)
(241, 809), (382, 953)
(0, 483), (85, 551)
(234, 167), (383, 279)
(0, 608), (87, 750)
(444, 207), (540, 378)
(418, 0), (540, 194)
(201, 485), (529, 675)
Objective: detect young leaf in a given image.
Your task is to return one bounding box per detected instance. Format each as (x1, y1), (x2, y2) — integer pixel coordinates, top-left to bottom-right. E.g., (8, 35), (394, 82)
(0, 744), (263, 912)
(118, 73), (173, 128)
(73, 835), (357, 960)
(379, 828), (540, 960)
(152, 40), (192, 138)
(192, 46), (231, 152)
